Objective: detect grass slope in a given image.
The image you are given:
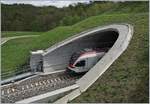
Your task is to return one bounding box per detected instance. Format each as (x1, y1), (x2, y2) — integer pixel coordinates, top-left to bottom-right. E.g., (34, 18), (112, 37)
(72, 13), (149, 103)
(1, 13), (148, 102)
(1, 31), (43, 37)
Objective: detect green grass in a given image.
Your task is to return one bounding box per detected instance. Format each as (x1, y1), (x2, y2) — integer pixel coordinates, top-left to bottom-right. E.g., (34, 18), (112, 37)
(1, 31), (43, 37)
(1, 12), (148, 102)
(72, 13), (149, 102)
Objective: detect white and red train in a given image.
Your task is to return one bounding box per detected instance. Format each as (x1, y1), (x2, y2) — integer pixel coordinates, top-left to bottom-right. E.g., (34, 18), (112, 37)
(67, 48), (109, 73)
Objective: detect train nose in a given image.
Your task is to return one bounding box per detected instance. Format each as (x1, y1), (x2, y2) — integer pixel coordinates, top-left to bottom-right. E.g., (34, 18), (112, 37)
(68, 64), (75, 68)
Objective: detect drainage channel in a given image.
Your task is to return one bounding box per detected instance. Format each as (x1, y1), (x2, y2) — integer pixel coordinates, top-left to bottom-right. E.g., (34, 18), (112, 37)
(1, 71), (82, 103)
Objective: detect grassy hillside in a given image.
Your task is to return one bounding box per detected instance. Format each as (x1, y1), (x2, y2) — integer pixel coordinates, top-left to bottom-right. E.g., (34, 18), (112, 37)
(2, 13), (148, 70)
(1, 31), (43, 37)
(72, 13), (149, 103)
(1, 2), (148, 103)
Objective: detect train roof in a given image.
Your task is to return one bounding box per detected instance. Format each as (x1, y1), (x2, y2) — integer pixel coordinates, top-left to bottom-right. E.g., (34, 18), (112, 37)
(69, 48), (109, 65)
(77, 48), (108, 54)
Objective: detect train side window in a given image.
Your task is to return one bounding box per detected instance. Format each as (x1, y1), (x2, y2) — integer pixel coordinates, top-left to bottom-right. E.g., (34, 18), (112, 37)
(75, 60), (85, 67)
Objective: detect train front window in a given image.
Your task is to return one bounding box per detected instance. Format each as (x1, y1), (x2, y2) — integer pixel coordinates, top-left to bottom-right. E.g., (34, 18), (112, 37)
(75, 60), (85, 67)
(70, 53), (80, 64)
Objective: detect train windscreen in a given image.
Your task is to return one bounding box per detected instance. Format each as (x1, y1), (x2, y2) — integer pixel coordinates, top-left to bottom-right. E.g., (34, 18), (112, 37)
(69, 52), (81, 65)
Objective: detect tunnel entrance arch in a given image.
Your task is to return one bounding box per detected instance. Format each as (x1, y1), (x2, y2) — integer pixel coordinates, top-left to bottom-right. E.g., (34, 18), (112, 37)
(43, 29), (119, 73)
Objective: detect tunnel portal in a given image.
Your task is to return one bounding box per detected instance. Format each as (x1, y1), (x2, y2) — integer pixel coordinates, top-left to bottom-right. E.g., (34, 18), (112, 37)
(43, 29), (119, 72)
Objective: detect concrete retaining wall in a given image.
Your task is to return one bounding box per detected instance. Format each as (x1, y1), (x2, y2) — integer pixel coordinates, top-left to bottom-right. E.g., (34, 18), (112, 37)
(23, 23), (133, 103)
(54, 24), (133, 103)
(16, 84), (79, 103)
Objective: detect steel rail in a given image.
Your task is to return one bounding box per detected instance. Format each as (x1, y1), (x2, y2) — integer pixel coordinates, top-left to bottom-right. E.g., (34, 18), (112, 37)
(1, 71), (82, 103)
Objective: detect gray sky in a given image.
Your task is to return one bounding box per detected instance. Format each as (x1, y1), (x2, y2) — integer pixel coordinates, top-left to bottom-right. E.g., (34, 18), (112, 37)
(1, 0), (91, 8)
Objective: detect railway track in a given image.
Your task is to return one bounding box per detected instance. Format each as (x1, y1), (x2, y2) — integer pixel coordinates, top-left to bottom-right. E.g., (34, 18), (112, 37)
(1, 71), (82, 103)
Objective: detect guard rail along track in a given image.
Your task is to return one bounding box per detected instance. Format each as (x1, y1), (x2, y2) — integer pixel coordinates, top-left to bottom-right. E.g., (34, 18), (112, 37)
(1, 71), (82, 103)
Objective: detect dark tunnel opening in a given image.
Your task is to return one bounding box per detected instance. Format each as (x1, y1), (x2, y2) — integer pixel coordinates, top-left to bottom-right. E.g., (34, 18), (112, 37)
(44, 29), (119, 71)
(74, 30), (119, 49)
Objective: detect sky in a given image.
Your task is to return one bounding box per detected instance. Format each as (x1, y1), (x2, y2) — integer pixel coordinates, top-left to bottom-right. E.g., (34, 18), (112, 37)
(1, 0), (91, 8)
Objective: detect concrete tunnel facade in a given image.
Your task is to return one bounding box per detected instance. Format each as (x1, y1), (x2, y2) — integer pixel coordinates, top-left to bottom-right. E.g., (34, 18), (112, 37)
(42, 28), (119, 73)
(22, 24), (133, 103)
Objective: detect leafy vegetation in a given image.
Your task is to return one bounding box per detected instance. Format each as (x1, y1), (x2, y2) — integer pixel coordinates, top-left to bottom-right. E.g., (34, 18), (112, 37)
(1, 1), (149, 103)
(2, 1), (148, 31)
